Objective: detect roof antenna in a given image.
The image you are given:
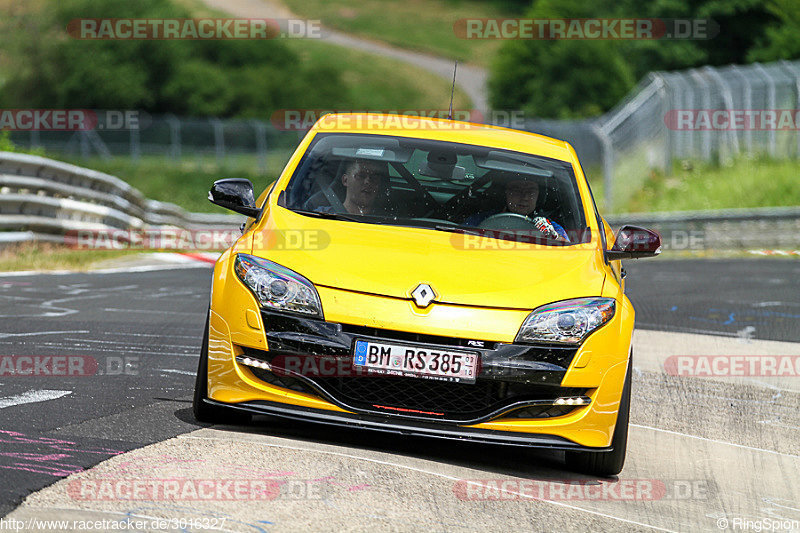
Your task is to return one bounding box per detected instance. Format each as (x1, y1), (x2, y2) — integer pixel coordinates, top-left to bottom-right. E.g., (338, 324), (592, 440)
(448, 60), (458, 120)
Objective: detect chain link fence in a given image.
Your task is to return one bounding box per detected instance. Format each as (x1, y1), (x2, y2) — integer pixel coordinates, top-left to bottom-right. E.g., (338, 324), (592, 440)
(9, 115), (304, 176)
(524, 59), (800, 212)
(6, 59), (800, 211)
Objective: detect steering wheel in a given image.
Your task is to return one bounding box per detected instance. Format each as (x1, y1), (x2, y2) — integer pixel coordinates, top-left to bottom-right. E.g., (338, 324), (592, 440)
(477, 213), (546, 233)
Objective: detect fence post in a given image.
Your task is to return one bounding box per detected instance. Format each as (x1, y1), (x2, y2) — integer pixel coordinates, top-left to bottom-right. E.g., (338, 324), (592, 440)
(730, 65), (753, 153)
(778, 60), (800, 158)
(88, 130), (112, 160)
(753, 62), (777, 157)
(670, 73), (694, 158)
(30, 130), (40, 151)
(592, 123), (614, 212)
(689, 69), (712, 161)
(251, 120), (268, 175)
(165, 114), (181, 161)
(704, 66), (740, 159)
(129, 124), (140, 162)
(80, 131), (90, 159)
(211, 118), (225, 166)
(651, 73), (671, 175)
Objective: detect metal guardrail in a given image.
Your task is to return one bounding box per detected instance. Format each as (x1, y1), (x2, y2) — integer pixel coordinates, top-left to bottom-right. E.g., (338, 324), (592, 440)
(1, 151), (795, 252)
(0, 151), (243, 247)
(607, 207), (800, 250)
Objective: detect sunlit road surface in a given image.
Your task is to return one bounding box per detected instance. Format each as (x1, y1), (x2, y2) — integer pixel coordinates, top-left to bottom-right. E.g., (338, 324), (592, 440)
(1, 259), (799, 532)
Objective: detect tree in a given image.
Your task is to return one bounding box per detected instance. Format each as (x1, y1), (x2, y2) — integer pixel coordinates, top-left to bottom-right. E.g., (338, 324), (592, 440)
(0, 0), (346, 118)
(747, 0), (800, 61)
(489, 0), (786, 118)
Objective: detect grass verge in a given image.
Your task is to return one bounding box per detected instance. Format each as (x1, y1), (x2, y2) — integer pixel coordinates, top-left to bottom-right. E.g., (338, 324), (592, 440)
(53, 153), (286, 214)
(624, 155), (800, 213)
(284, 38), (471, 110)
(43, 152), (800, 216)
(280, 0), (516, 66)
(0, 243), (142, 272)
(185, 0), (472, 109)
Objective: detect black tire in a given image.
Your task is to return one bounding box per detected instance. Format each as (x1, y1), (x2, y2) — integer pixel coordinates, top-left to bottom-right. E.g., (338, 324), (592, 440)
(192, 311), (251, 425)
(565, 351), (632, 477)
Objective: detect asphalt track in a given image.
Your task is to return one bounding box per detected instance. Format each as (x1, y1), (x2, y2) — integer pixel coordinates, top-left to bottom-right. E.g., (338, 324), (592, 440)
(0, 258), (798, 531)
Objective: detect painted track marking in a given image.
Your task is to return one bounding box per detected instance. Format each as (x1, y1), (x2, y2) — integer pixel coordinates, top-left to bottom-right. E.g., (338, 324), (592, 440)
(0, 390), (72, 409)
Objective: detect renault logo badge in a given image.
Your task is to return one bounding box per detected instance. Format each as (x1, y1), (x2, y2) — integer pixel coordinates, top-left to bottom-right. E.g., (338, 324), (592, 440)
(411, 283), (436, 308)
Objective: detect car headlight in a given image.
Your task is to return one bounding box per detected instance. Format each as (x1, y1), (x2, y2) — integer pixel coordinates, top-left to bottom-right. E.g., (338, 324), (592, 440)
(515, 297), (615, 345)
(234, 254), (322, 317)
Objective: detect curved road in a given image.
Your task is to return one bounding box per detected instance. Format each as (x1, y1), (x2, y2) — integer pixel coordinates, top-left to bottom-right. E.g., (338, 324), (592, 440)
(1, 258), (799, 531)
(200, 0), (489, 111)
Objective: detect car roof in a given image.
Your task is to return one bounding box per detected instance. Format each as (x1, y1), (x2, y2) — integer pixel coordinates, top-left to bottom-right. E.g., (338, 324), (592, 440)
(310, 113), (576, 163)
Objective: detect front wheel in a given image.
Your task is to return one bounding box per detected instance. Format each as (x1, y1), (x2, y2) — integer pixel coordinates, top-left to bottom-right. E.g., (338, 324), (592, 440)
(192, 311), (251, 425)
(564, 351), (632, 477)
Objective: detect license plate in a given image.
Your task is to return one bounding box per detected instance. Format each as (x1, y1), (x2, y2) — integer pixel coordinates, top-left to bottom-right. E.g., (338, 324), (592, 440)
(353, 339), (478, 384)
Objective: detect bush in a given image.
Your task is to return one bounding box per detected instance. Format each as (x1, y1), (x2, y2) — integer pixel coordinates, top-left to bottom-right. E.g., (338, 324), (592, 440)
(491, 39), (634, 118)
(0, 0), (347, 118)
(490, 0), (788, 119)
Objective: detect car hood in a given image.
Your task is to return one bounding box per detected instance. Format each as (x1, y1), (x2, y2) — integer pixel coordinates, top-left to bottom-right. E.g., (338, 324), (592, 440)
(250, 208), (605, 310)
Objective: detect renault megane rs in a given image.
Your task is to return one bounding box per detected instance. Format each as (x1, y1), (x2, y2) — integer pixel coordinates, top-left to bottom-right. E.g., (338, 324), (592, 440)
(193, 114), (660, 476)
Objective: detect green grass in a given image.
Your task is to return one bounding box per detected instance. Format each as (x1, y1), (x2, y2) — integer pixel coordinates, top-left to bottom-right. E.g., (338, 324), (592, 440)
(47, 152), (800, 217)
(0, 242), (141, 272)
(280, 0), (515, 66)
(283, 38), (471, 110)
(183, 0), (471, 110)
(54, 153), (289, 213)
(623, 155), (800, 213)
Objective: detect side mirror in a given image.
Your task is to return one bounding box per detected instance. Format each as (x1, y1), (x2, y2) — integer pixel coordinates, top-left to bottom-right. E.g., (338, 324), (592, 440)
(606, 225), (661, 260)
(208, 178), (262, 218)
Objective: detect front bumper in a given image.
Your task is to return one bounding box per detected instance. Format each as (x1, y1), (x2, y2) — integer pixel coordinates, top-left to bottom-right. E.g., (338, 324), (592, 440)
(237, 310), (589, 425)
(201, 397), (611, 452)
(207, 250), (633, 449)
(207, 310), (631, 450)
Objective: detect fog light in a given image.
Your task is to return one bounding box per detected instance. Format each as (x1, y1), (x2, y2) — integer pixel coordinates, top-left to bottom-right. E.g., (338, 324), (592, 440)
(239, 356), (271, 370)
(554, 396), (591, 406)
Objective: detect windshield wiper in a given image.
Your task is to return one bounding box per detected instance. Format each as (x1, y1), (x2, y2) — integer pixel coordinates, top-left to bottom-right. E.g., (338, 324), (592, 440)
(433, 225), (485, 236)
(288, 209), (363, 223)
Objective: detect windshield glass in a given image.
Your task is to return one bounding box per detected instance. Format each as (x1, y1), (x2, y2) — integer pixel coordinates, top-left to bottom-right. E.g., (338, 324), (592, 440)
(282, 133), (590, 245)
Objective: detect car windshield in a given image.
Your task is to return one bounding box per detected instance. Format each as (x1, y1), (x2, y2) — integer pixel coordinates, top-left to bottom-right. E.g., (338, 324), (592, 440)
(282, 132), (590, 245)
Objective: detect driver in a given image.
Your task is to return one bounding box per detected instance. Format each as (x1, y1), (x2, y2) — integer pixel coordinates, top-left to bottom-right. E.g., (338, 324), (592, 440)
(465, 178), (570, 242)
(340, 159), (387, 215)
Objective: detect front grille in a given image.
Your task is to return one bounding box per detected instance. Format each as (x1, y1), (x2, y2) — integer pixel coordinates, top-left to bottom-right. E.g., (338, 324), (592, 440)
(318, 376), (499, 416)
(309, 376), (586, 421)
(238, 353), (588, 423)
(239, 317), (583, 423)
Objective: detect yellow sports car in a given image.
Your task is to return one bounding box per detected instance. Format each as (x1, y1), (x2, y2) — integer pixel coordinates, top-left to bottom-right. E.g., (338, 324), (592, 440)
(193, 114), (660, 476)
